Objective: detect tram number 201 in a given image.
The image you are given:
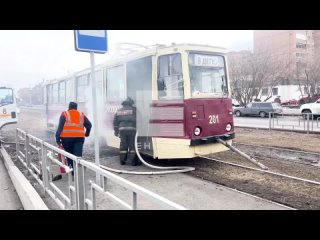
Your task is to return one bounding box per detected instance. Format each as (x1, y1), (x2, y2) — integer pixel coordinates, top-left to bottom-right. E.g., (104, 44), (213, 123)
(208, 114), (219, 124)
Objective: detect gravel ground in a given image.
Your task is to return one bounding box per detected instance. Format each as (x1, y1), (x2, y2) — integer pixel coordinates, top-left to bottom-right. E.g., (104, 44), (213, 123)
(185, 127), (320, 210)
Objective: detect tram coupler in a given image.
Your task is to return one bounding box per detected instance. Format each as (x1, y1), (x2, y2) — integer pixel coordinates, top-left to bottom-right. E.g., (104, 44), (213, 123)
(217, 138), (268, 170)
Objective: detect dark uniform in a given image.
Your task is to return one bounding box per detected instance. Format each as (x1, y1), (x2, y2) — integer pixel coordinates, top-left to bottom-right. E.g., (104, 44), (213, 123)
(113, 97), (138, 166)
(56, 102), (92, 174)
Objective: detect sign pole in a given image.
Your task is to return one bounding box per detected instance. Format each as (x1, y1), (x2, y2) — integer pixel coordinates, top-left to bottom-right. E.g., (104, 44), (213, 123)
(90, 51), (100, 186)
(74, 30), (107, 187)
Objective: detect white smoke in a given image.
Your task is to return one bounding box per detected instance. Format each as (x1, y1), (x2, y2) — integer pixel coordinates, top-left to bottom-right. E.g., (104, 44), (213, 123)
(84, 71), (106, 146)
(80, 47), (140, 147)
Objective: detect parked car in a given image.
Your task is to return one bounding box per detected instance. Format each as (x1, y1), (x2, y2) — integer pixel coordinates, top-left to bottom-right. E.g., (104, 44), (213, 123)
(298, 95), (320, 105)
(299, 98), (320, 119)
(281, 98), (298, 106)
(234, 102), (283, 118)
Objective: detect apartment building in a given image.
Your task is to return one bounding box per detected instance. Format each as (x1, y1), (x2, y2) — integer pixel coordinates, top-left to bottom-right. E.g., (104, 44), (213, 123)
(229, 30), (320, 103)
(254, 30), (317, 80)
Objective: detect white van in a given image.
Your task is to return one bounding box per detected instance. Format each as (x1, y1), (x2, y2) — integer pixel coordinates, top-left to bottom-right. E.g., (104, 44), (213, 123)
(300, 98), (320, 119)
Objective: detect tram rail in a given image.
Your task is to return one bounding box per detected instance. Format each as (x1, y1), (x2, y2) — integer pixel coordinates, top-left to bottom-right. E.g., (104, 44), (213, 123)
(193, 146), (320, 209)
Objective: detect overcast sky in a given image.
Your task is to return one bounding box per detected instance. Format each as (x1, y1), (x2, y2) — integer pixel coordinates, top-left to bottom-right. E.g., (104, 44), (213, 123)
(0, 30), (253, 91)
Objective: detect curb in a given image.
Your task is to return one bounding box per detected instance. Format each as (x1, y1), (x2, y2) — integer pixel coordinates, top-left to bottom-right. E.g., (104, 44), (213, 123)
(235, 125), (320, 135)
(0, 146), (48, 210)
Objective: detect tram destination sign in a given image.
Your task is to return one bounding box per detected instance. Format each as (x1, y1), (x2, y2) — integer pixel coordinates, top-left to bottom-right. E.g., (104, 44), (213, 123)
(192, 54), (224, 67)
(74, 30), (108, 53)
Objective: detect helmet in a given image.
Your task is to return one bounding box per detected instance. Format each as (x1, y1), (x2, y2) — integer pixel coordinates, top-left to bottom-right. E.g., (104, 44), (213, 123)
(121, 97), (134, 106)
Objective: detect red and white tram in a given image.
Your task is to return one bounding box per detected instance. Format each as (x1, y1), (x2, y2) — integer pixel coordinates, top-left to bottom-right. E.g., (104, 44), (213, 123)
(43, 43), (235, 159)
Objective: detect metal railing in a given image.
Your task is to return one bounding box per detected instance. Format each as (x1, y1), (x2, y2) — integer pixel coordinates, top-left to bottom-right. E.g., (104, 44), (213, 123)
(15, 128), (186, 210)
(268, 112), (320, 134)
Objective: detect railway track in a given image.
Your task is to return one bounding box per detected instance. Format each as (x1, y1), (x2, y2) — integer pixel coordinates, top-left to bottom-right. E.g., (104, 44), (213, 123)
(96, 140), (320, 210)
(232, 142), (320, 167)
(191, 145), (320, 210)
(198, 155), (320, 186)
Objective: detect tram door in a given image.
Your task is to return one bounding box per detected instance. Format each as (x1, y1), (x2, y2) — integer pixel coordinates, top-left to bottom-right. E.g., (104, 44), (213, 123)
(126, 56), (153, 155)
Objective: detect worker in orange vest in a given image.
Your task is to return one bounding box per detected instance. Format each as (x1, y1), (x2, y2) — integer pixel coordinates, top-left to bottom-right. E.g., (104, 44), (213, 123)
(55, 102), (92, 178)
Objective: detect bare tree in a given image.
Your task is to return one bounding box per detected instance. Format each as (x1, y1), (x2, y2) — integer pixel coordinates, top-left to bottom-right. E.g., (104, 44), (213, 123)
(296, 54), (320, 104)
(262, 55), (291, 102)
(228, 50), (290, 106)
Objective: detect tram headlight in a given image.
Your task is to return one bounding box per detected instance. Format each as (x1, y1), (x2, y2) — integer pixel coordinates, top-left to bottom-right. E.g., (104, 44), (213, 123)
(226, 123), (232, 132)
(194, 127), (201, 136)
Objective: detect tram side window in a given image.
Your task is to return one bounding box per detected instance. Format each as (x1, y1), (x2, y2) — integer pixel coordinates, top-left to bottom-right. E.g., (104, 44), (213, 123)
(126, 56), (152, 103)
(52, 83), (59, 104)
(106, 65), (125, 102)
(47, 85), (52, 104)
(65, 79), (72, 103)
(157, 53), (183, 100)
(43, 86), (47, 104)
(95, 70), (103, 90)
(59, 80), (66, 104)
(76, 74), (89, 102)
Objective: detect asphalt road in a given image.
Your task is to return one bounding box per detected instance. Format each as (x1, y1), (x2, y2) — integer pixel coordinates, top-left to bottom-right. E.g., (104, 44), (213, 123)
(233, 108), (320, 133)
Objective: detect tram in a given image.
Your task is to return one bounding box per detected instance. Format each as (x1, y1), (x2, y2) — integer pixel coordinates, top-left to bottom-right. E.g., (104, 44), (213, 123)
(43, 43), (235, 159)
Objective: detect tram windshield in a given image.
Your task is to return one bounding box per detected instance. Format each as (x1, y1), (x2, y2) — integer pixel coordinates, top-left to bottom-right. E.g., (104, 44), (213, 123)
(189, 53), (228, 98)
(0, 88), (14, 106)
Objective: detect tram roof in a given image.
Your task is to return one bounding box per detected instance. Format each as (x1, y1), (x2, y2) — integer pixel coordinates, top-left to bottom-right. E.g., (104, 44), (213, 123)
(101, 43), (226, 62)
(43, 43), (227, 86)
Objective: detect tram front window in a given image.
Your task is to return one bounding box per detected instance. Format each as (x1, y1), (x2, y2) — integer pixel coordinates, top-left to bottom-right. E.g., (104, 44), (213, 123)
(157, 53), (183, 100)
(189, 53), (228, 98)
(0, 88), (13, 105)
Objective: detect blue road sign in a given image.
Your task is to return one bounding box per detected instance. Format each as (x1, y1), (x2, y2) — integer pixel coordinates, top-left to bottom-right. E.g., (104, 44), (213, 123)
(74, 30), (108, 53)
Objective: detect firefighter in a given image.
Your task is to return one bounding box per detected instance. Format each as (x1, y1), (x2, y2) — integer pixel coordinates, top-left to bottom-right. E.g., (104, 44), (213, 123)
(113, 97), (139, 166)
(55, 102), (92, 178)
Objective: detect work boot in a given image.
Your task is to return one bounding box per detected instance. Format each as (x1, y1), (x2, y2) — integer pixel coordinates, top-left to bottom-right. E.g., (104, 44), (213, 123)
(130, 160), (142, 166)
(52, 174), (62, 181)
(120, 153), (127, 166)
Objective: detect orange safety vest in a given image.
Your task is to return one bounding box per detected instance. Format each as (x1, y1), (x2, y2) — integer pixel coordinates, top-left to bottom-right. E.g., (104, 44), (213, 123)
(60, 110), (85, 138)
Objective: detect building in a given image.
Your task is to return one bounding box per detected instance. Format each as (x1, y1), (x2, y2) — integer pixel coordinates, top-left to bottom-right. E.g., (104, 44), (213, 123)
(314, 30), (320, 59)
(253, 30), (320, 103)
(254, 30), (317, 80)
